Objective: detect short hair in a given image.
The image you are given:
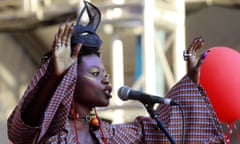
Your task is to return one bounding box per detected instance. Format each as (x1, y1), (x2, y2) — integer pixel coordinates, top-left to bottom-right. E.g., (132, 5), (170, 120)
(40, 45), (100, 66)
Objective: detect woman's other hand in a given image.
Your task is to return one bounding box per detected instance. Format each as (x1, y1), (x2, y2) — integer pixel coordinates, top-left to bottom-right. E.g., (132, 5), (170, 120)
(184, 36), (209, 84)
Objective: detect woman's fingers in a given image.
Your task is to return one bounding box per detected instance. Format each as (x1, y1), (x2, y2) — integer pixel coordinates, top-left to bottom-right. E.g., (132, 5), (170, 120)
(57, 24), (63, 40)
(53, 24), (64, 52)
(190, 36), (203, 52)
(61, 23), (69, 45)
(193, 37), (204, 52)
(66, 23), (74, 47)
(53, 22), (73, 52)
(184, 36), (205, 61)
(188, 37), (198, 52)
(58, 22), (74, 49)
(52, 20), (79, 64)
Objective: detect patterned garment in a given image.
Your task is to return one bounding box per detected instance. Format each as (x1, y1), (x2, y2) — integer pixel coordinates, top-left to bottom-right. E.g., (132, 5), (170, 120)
(7, 61), (225, 144)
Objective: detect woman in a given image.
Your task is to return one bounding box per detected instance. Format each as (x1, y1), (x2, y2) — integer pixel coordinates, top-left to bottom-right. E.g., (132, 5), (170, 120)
(7, 1), (225, 144)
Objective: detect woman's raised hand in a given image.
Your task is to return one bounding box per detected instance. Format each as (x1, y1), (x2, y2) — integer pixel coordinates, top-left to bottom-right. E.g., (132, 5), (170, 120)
(184, 36), (209, 84)
(51, 22), (81, 77)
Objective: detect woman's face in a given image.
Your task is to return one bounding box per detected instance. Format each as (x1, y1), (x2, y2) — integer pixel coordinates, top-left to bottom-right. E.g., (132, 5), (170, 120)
(74, 54), (112, 107)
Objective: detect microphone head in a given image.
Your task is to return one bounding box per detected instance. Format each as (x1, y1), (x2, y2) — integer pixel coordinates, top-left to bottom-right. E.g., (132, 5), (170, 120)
(117, 86), (131, 100)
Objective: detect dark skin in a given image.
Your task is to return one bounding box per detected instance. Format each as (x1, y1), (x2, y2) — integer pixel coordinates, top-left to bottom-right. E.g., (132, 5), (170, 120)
(22, 21), (207, 143)
(70, 54), (112, 144)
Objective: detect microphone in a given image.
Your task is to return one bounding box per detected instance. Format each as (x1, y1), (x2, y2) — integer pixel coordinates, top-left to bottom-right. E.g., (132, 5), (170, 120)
(118, 86), (178, 106)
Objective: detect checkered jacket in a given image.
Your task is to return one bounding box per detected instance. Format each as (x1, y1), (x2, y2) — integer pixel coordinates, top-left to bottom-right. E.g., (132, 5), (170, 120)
(8, 61), (225, 144)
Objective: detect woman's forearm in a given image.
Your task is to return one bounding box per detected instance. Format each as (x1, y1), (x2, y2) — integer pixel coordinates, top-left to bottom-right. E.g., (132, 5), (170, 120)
(22, 68), (64, 126)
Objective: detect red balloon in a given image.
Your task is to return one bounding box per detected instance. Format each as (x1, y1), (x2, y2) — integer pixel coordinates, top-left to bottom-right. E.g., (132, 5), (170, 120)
(200, 47), (240, 123)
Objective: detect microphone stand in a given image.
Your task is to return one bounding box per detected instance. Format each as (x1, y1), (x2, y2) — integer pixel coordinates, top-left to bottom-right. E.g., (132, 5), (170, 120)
(143, 103), (176, 144)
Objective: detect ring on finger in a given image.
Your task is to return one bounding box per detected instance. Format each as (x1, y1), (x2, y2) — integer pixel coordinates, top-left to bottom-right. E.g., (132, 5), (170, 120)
(183, 50), (192, 61)
(57, 42), (62, 47)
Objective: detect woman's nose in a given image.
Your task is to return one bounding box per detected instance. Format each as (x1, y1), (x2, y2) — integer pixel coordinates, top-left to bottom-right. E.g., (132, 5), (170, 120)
(101, 73), (110, 84)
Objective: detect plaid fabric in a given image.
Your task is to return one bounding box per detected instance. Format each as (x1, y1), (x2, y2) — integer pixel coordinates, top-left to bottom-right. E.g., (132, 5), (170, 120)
(155, 76), (225, 143)
(8, 61), (225, 144)
(8, 60), (78, 143)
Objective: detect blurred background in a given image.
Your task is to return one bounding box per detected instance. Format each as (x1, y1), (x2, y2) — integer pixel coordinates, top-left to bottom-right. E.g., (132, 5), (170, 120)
(1, 0), (240, 143)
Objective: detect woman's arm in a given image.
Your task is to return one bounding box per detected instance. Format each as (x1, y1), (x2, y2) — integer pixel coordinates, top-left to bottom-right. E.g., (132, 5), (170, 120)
(155, 37), (225, 143)
(7, 22), (81, 143)
(21, 66), (63, 126)
(22, 22), (80, 126)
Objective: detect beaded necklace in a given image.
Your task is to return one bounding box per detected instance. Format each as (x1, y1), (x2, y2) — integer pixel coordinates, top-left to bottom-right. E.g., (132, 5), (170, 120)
(71, 99), (107, 144)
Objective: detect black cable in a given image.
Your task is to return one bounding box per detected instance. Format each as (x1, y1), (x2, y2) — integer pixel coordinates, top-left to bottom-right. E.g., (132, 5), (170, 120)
(144, 104), (176, 144)
(178, 104), (185, 144)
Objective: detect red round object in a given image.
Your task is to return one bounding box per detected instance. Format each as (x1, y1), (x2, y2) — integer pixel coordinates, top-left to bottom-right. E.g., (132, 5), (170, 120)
(200, 47), (240, 123)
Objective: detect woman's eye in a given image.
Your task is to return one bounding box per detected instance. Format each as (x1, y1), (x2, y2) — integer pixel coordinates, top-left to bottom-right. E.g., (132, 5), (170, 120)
(91, 71), (99, 76)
